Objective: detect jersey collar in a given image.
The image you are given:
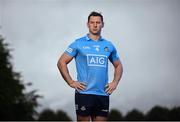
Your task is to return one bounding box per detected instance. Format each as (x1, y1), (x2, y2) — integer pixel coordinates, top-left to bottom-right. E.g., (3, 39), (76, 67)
(85, 34), (103, 41)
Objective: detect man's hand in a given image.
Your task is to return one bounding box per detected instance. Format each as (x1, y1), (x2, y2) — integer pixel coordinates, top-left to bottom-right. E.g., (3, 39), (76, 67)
(69, 80), (86, 91)
(105, 81), (118, 95)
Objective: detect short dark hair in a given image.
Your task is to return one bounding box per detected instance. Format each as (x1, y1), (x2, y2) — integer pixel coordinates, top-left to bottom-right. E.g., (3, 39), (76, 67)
(88, 11), (103, 22)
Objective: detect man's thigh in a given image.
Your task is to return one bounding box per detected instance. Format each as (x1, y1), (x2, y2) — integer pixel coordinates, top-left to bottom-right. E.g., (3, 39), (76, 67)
(75, 93), (94, 116)
(92, 116), (107, 121)
(75, 93), (109, 118)
(77, 115), (91, 121)
(92, 95), (109, 117)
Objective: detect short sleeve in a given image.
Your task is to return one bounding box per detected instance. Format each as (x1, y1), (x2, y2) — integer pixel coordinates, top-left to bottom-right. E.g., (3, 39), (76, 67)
(65, 41), (78, 57)
(109, 44), (119, 63)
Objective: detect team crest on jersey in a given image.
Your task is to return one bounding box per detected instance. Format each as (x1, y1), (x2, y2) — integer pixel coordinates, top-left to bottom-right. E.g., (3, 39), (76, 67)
(87, 54), (107, 67)
(80, 106), (86, 111)
(104, 47), (109, 52)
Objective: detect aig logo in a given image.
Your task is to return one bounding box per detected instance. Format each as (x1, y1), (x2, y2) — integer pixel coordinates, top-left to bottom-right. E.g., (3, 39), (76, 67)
(87, 54), (107, 67)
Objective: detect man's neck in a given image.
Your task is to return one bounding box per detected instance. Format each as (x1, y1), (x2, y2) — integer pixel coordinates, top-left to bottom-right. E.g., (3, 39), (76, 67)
(88, 33), (101, 41)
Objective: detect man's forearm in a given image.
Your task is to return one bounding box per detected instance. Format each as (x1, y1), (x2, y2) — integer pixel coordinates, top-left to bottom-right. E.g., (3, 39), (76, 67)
(105, 60), (123, 94)
(113, 61), (123, 85)
(57, 61), (73, 85)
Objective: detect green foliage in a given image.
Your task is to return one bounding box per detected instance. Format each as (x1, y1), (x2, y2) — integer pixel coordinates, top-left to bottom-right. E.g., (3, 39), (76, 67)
(108, 109), (123, 121)
(38, 109), (57, 120)
(124, 109), (144, 120)
(146, 105), (170, 120)
(0, 35), (40, 120)
(169, 106), (180, 120)
(56, 110), (72, 121)
(108, 106), (180, 120)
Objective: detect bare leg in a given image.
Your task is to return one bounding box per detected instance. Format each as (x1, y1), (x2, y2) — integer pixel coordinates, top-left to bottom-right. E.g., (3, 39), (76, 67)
(92, 116), (107, 121)
(77, 115), (91, 121)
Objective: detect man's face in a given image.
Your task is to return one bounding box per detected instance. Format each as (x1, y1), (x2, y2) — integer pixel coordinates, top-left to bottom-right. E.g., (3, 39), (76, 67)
(87, 16), (104, 35)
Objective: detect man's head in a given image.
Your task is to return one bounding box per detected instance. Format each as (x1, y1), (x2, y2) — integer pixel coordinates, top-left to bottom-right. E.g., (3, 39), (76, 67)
(87, 11), (104, 35)
(88, 11), (104, 23)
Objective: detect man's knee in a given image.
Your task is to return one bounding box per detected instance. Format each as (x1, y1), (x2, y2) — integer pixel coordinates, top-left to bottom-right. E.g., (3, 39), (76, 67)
(77, 115), (90, 121)
(92, 116), (107, 121)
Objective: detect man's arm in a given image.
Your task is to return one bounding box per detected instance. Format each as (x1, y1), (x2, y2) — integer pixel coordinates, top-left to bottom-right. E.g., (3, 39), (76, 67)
(57, 53), (86, 90)
(106, 59), (123, 94)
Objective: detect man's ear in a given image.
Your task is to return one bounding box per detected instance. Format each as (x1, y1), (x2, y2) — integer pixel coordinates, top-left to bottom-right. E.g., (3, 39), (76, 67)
(102, 22), (104, 28)
(87, 22), (89, 28)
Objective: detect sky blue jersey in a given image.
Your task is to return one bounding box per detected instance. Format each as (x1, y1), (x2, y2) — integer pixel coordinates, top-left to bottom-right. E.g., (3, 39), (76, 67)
(65, 35), (119, 96)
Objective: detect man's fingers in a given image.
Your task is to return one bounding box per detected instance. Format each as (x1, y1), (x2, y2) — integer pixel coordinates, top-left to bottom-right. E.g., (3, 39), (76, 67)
(105, 85), (114, 95)
(78, 85), (85, 90)
(76, 82), (86, 90)
(105, 84), (112, 92)
(80, 82), (87, 86)
(106, 88), (112, 94)
(105, 87), (110, 92)
(107, 89), (113, 95)
(80, 83), (86, 89)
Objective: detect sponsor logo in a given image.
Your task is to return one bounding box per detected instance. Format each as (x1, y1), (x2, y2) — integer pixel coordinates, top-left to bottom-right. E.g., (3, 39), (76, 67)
(101, 109), (109, 112)
(66, 47), (73, 53)
(83, 46), (91, 49)
(80, 106), (86, 111)
(87, 54), (107, 67)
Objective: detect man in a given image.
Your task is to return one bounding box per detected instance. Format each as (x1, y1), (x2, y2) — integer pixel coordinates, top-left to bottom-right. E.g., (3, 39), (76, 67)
(57, 11), (123, 121)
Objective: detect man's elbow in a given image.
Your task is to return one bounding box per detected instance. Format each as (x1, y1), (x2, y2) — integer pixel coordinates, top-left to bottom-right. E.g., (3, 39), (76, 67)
(57, 59), (61, 70)
(116, 60), (123, 73)
(57, 58), (64, 70)
(119, 62), (123, 74)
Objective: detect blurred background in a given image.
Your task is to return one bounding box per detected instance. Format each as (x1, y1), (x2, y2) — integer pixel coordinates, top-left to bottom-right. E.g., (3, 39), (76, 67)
(0, 0), (180, 120)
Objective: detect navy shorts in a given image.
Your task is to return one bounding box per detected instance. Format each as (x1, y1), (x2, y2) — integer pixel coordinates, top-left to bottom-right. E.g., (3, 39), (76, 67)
(75, 93), (109, 117)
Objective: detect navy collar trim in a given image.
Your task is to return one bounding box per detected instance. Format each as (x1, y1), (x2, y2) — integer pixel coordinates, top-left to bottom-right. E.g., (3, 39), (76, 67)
(85, 34), (103, 41)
